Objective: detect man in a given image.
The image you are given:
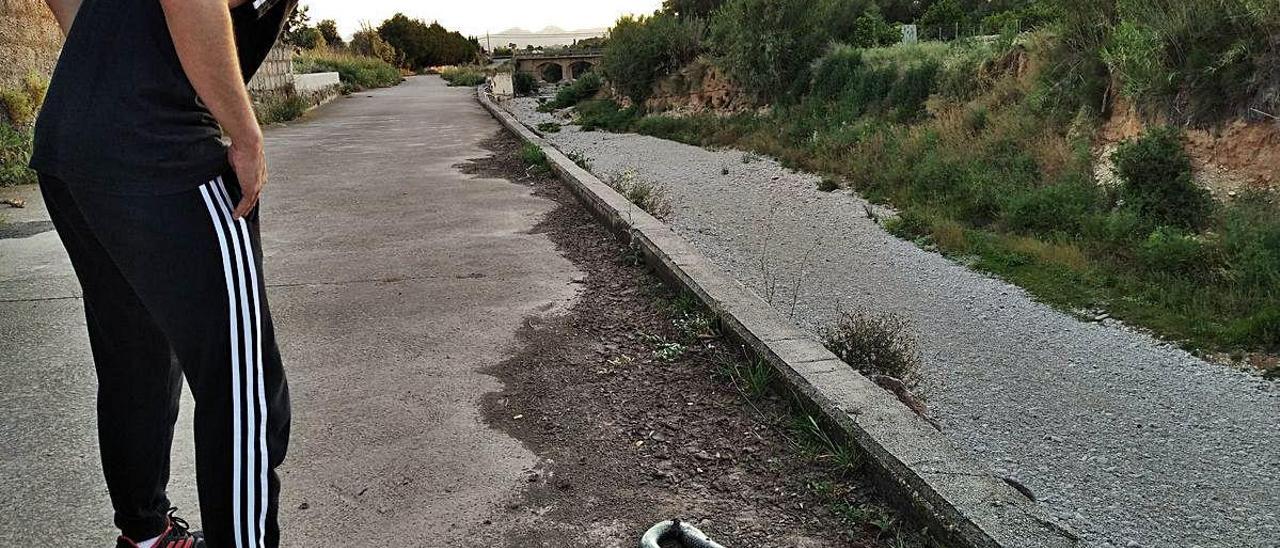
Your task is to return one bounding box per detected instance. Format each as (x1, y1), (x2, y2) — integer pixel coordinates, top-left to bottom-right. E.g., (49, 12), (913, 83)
(32, 0), (297, 546)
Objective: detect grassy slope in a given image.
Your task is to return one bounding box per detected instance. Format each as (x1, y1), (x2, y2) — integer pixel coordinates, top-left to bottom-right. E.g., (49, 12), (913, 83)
(573, 37), (1279, 367)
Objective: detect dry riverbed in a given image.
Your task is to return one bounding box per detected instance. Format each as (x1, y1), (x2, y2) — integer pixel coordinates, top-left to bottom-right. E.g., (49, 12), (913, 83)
(502, 95), (1280, 548)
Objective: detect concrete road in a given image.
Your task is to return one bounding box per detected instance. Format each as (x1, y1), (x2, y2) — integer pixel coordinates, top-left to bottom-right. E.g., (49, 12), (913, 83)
(0, 76), (582, 545)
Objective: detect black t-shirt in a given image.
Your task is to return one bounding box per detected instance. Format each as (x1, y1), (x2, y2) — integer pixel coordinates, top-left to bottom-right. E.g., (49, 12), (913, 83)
(31, 0), (297, 195)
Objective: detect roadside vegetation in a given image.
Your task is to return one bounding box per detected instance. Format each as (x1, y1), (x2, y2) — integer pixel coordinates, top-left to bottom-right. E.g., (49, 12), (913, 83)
(555, 0), (1280, 362)
(294, 48), (402, 92)
(0, 73), (46, 187)
(439, 65), (488, 87)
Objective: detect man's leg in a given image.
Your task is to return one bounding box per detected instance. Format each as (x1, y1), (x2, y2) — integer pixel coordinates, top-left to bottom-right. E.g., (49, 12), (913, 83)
(40, 175), (181, 541)
(64, 174), (290, 548)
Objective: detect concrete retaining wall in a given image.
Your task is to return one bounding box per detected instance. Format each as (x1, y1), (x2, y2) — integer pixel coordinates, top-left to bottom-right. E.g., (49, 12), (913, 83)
(477, 88), (1080, 548)
(295, 72), (340, 95)
(248, 44), (295, 95)
(0, 0), (63, 89)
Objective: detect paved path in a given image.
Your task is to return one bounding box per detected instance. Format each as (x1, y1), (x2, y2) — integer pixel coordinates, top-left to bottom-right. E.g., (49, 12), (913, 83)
(508, 98), (1280, 548)
(0, 76), (581, 545)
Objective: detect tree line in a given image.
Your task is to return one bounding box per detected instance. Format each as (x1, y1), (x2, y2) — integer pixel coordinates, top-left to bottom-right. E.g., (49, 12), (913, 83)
(283, 7), (481, 71)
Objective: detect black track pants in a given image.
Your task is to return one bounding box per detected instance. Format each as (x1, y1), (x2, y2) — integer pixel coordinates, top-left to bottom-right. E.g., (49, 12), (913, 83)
(40, 173), (290, 548)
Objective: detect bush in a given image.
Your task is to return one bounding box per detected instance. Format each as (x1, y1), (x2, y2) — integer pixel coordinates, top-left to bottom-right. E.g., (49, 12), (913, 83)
(254, 93), (311, 125)
(1002, 179), (1101, 236)
(294, 50), (402, 91)
(823, 308), (922, 386)
(575, 99), (641, 132)
(351, 24), (401, 65)
(546, 72), (603, 109)
(849, 6), (900, 48)
(710, 0), (827, 101)
(439, 66), (487, 87)
(601, 13), (705, 104)
(1138, 226), (1212, 273)
(1112, 127), (1211, 230)
(0, 123), (36, 187)
(513, 72), (538, 96)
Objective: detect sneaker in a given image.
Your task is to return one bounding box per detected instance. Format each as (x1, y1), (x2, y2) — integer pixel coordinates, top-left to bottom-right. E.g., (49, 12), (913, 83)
(116, 508), (204, 548)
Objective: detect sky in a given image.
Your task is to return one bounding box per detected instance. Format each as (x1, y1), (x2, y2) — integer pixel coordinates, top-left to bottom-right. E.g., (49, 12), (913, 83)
(303, 0), (664, 39)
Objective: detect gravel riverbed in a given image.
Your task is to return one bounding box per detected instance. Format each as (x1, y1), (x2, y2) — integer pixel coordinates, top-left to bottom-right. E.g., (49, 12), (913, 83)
(503, 97), (1280, 548)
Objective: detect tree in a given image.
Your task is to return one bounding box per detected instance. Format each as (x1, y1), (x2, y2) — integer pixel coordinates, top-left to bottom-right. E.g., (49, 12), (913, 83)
(601, 13), (705, 104)
(352, 23), (399, 64)
(317, 19), (345, 49)
(709, 0), (826, 101)
(850, 5), (900, 47)
(662, 0), (724, 18)
(377, 13), (479, 70)
(282, 5), (322, 49)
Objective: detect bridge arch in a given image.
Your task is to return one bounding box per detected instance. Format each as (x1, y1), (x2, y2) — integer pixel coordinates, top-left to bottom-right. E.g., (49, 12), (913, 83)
(568, 60), (596, 80)
(537, 62), (564, 83)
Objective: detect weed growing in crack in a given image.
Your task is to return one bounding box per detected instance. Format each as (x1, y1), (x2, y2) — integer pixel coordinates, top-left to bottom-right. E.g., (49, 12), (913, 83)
(794, 414), (862, 473)
(607, 168), (673, 219)
(822, 307), (922, 387)
(565, 149), (592, 171)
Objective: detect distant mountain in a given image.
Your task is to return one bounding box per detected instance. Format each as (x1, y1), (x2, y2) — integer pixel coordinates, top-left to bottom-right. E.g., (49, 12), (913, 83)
(486, 26), (607, 51)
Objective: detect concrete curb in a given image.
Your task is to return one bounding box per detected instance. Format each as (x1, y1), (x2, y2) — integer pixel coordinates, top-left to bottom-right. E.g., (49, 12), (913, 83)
(477, 89), (1079, 548)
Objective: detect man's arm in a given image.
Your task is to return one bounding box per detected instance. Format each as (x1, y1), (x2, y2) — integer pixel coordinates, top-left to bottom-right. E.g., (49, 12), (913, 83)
(43, 0), (83, 35)
(159, 0), (264, 219)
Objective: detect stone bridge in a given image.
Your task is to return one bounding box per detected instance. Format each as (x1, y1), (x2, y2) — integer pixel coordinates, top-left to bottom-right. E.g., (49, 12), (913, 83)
(513, 50), (602, 84)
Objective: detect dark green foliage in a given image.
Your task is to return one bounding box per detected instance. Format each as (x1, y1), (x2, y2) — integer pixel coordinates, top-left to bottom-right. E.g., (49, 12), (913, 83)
(513, 72), (538, 96)
(317, 20), (344, 49)
(1112, 127), (1211, 230)
(575, 99), (642, 132)
(601, 13), (705, 104)
(547, 72), (604, 109)
(537, 122), (562, 133)
(849, 6), (901, 48)
(663, 0), (725, 18)
(1003, 178), (1101, 236)
(377, 13), (480, 70)
(709, 0), (826, 102)
(0, 123), (35, 187)
(1138, 226), (1211, 274)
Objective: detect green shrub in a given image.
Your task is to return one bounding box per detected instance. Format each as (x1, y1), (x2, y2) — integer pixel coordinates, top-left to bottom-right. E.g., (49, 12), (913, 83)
(546, 72), (603, 109)
(536, 122), (562, 133)
(0, 123), (36, 187)
(848, 6), (900, 48)
(254, 93), (311, 125)
(1003, 179), (1101, 236)
(513, 72), (538, 96)
(575, 99), (641, 132)
(0, 89), (34, 127)
(439, 65), (487, 87)
(519, 142), (550, 173)
(601, 12), (704, 104)
(710, 0), (826, 101)
(1112, 127), (1211, 230)
(1138, 226), (1211, 273)
(294, 50), (402, 91)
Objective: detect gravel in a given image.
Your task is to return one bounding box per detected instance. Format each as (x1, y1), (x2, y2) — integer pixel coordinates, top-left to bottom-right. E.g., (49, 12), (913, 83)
(505, 97), (1280, 548)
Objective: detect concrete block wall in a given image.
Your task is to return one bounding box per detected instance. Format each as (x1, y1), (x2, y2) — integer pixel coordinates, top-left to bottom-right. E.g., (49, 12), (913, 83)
(0, 0), (64, 89)
(248, 44), (296, 95)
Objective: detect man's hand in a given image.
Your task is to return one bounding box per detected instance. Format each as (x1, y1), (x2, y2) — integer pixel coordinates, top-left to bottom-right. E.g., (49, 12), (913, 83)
(228, 130), (267, 218)
(159, 0), (264, 219)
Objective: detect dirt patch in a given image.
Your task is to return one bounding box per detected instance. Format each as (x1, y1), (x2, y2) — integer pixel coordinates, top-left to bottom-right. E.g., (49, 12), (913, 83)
(456, 132), (922, 548)
(1097, 100), (1280, 197)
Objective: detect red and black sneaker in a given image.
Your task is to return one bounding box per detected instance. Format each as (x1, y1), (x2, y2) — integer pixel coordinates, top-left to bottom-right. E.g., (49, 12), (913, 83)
(116, 508), (204, 548)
